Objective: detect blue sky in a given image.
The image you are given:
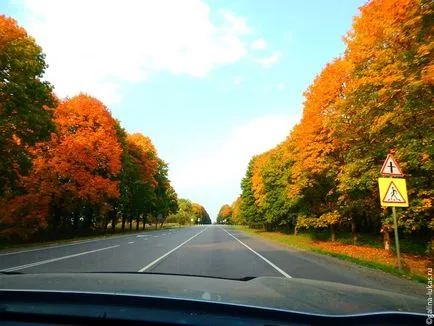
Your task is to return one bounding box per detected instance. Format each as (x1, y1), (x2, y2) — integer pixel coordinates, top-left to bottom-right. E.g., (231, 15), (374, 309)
(2, 0), (366, 220)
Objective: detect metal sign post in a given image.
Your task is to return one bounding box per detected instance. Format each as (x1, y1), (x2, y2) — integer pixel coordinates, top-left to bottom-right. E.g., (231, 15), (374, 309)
(391, 206), (402, 270)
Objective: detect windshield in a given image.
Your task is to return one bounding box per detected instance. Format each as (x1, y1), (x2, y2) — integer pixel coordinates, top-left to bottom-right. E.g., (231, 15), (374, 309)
(0, 0), (432, 318)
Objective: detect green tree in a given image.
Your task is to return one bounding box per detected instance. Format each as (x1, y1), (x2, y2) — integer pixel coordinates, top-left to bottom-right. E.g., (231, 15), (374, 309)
(151, 159), (178, 229)
(239, 157), (263, 227)
(260, 145), (296, 232)
(0, 15), (56, 196)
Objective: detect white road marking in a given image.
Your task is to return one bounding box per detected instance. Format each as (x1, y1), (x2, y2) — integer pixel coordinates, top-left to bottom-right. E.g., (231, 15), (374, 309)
(220, 227), (292, 279)
(128, 241), (135, 244)
(138, 227), (208, 272)
(154, 236), (159, 238)
(161, 233), (166, 236)
(143, 238), (148, 241)
(0, 245), (120, 272)
(136, 235), (151, 238)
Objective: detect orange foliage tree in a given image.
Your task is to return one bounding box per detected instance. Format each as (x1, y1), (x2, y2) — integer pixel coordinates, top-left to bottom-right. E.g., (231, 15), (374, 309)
(2, 94), (122, 237)
(237, 0), (433, 249)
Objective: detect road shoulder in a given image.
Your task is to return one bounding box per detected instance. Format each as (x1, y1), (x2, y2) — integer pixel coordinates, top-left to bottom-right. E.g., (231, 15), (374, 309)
(230, 227), (426, 298)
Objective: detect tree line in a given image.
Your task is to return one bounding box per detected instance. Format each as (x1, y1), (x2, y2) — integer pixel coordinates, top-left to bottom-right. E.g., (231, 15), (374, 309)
(0, 15), (207, 242)
(220, 0), (433, 251)
(167, 199), (212, 225)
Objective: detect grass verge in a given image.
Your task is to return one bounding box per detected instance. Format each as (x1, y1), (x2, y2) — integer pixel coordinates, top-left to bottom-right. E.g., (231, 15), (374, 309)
(232, 225), (428, 283)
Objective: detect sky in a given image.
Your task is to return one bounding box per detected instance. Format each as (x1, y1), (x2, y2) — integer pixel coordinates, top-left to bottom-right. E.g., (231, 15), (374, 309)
(1, 0), (367, 220)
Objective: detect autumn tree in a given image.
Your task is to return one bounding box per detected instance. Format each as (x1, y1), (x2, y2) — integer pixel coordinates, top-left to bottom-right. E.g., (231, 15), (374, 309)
(126, 133), (158, 231)
(289, 58), (351, 240)
(1, 94), (122, 238)
(230, 196), (243, 225)
(235, 0), (433, 251)
(334, 0), (433, 246)
(0, 15), (56, 196)
(192, 203), (211, 224)
(217, 204), (232, 224)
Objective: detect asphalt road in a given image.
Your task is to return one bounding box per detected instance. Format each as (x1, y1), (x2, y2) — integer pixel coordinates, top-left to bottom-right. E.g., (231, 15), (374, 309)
(0, 225), (424, 296)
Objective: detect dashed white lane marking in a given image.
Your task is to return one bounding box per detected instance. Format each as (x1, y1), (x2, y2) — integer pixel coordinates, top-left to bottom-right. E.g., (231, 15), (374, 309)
(1, 245), (120, 272)
(128, 241), (135, 244)
(138, 228), (208, 272)
(220, 227), (292, 279)
(0, 234), (133, 256)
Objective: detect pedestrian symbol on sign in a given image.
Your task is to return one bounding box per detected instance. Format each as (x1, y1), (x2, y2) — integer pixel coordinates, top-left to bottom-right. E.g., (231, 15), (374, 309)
(389, 185), (399, 201)
(383, 181), (406, 204)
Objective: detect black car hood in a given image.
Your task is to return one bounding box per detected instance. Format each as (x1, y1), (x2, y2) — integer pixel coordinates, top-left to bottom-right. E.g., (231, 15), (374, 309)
(0, 273), (424, 315)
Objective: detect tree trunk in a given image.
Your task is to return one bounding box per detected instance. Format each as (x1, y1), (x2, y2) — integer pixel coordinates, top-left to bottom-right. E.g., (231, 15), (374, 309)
(121, 217), (126, 232)
(72, 215), (79, 232)
(294, 227), (298, 236)
(351, 215), (357, 244)
(155, 220), (158, 230)
(129, 218), (132, 231)
(136, 214), (140, 231)
(330, 225), (336, 242)
(382, 226), (391, 250)
(103, 217), (108, 232)
(111, 213), (116, 233)
(142, 217), (146, 231)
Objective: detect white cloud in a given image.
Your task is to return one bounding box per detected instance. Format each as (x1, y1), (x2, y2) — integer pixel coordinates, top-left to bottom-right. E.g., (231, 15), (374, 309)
(251, 38), (266, 50)
(170, 113), (300, 193)
(19, 0), (251, 104)
(277, 83), (285, 90)
(219, 10), (250, 35)
(256, 51), (282, 68)
(233, 76), (243, 86)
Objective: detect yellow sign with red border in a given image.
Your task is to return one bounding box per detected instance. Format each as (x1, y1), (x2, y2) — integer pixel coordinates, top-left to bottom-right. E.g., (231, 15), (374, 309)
(378, 178), (408, 207)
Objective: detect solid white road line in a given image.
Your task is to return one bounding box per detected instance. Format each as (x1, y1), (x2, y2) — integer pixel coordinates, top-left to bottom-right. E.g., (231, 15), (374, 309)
(0, 245), (120, 272)
(128, 241), (135, 244)
(138, 227), (208, 272)
(220, 227), (292, 279)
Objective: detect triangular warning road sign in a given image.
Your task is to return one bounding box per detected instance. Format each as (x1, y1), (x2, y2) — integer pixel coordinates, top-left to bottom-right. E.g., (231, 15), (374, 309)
(380, 154), (404, 176)
(383, 181), (406, 204)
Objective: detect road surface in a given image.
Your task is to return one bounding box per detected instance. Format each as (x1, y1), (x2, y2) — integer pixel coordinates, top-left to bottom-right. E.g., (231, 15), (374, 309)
(0, 225), (424, 296)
